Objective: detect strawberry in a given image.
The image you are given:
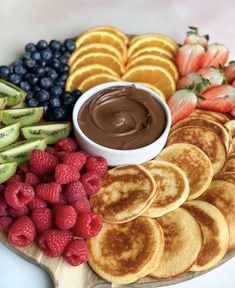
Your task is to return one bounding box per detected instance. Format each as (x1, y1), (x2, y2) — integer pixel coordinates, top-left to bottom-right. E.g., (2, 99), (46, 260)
(232, 80), (235, 88)
(176, 44), (206, 76)
(176, 72), (204, 90)
(55, 164), (80, 184)
(197, 67), (224, 90)
(201, 43), (229, 68)
(224, 61), (235, 84)
(63, 239), (88, 266)
(184, 26), (209, 46)
(30, 150), (58, 176)
(230, 107), (235, 117)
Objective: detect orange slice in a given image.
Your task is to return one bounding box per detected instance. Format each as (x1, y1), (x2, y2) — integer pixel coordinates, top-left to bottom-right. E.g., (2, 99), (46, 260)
(78, 73), (120, 92)
(75, 31), (127, 60)
(127, 55), (179, 81)
(135, 82), (165, 100)
(67, 43), (124, 66)
(65, 64), (119, 92)
(128, 47), (174, 62)
(83, 26), (129, 45)
(122, 65), (176, 98)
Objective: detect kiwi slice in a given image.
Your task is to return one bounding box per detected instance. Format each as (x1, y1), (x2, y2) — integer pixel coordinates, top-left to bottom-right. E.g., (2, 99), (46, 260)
(21, 122), (72, 144)
(0, 96), (8, 109)
(0, 162), (17, 184)
(11, 101), (26, 108)
(0, 123), (20, 149)
(0, 138), (47, 164)
(0, 79), (26, 106)
(1, 107), (43, 127)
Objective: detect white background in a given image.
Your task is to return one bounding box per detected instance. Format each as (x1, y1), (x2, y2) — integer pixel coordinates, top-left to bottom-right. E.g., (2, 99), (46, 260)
(0, 0), (235, 287)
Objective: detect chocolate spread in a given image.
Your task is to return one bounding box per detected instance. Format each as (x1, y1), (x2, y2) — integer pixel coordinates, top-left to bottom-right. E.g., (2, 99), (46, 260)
(78, 85), (166, 150)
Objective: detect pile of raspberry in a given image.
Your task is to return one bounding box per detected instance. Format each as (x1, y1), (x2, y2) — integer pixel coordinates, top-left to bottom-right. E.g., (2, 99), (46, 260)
(0, 137), (107, 266)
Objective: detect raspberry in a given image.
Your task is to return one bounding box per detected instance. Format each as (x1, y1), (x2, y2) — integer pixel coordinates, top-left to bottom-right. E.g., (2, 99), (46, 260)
(30, 149), (58, 176)
(0, 185), (5, 196)
(35, 182), (61, 203)
(38, 229), (72, 257)
(28, 196), (47, 210)
(5, 174), (23, 186)
(73, 212), (103, 239)
(54, 205), (77, 230)
(18, 163), (30, 173)
(55, 164), (80, 184)
(85, 156), (108, 177)
(46, 146), (58, 155)
(62, 152), (86, 171)
(0, 216), (13, 233)
(9, 206), (29, 218)
(42, 174), (54, 183)
(24, 172), (40, 187)
(63, 239), (88, 266)
(31, 208), (52, 233)
(55, 138), (78, 152)
(0, 198), (8, 216)
(5, 183), (35, 209)
(72, 197), (91, 214)
(80, 172), (102, 196)
(58, 193), (67, 205)
(65, 181), (86, 203)
(8, 216), (36, 246)
(56, 151), (68, 162)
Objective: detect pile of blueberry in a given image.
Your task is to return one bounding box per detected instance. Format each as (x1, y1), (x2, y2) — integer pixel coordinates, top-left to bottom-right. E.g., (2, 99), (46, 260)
(0, 39), (82, 121)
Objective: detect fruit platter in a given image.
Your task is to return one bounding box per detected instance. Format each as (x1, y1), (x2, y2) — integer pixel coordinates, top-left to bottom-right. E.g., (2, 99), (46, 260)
(0, 25), (235, 288)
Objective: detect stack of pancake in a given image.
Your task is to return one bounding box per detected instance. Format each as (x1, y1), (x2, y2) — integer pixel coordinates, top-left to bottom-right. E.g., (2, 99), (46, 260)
(87, 109), (235, 284)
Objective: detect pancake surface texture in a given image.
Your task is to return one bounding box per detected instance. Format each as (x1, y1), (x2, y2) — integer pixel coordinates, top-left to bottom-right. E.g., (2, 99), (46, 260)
(214, 172), (235, 185)
(190, 109), (229, 124)
(150, 208), (202, 278)
(183, 200), (229, 271)
(142, 160), (189, 217)
(156, 143), (213, 200)
(90, 165), (157, 223)
(224, 120), (235, 137)
(87, 217), (164, 284)
(199, 180), (235, 251)
(222, 153), (235, 173)
(167, 125), (227, 175)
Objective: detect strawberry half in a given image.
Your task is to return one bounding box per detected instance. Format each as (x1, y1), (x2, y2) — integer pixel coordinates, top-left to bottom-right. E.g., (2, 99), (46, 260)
(177, 72), (204, 90)
(184, 26), (209, 47)
(197, 67), (224, 90)
(202, 43), (229, 68)
(224, 61), (235, 84)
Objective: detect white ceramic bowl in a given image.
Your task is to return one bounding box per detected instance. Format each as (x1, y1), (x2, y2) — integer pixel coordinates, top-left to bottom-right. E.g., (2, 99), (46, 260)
(72, 81), (171, 166)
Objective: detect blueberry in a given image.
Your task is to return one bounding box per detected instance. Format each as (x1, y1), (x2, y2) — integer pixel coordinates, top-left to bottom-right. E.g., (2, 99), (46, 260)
(34, 66), (45, 77)
(59, 73), (68, 82)
(59, 55), (68, 65)
(50, 86), (62, 97)
(72, 89), (82, 98)
(23, 52), (32, 60)
(44, 110), (54, 121)
(55, 78), (65, 88)
(14, 64), (27, 76)
(32, 52), (41, 61)
(40, 77), (52, 89)
(49, 59), (61, 70)
(41, 49), (53, 61)
(64, 38), (76, 52)
(50, 97), (61, 108)
(33, 85), (41, 93)
(61, 64), (69, 73)
(9, 74), (21, 85)
(0, 66), (10, 78)
(20, 81), (31, 91)
(8, 65), (14, 74)
(36, 90), (50, 102)
(27, 98), (39, 107)
(60, 46), (66, 53)
(46, 68), (58, 81)
(12, 59), (23, 66)
(41, 60), (47, 67)
(53, 107), (66, 120)
(53, 51), (62, 59)
(28, 74), (39, 85)
(25, 59), (36, 68)
(37, 40), (48, 50)
(25, 43), (37, 53)
(50, 40), (61, 51)
(64, 51), (71, 58)
(61, 92), (74, 107)
(25, 91), (34, 100)
(42, 101), (50, 113)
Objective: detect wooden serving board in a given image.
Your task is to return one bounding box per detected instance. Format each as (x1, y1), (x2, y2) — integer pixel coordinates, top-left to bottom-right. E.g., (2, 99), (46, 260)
(1, 233), (235, 288)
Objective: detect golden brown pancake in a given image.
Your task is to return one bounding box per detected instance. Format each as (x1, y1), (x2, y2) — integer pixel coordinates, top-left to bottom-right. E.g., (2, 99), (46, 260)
(214, 172), (235, 185)
(224, 120), (235, 137)
(90, 165), (157, 223)
(171, 117), (232, 152)
(167, 126), (227, 175)
(142, 160), (189, 217)
(87, 217), (164, 284)
(199, 180), (235, 251)
(183, 200), (229, 271)
(156, 143), (213, 200)
(222, 152), (235, 173)
(230, 138), (235, 154)
(191, 109), (229, 124)
(150, 208), (202, 278)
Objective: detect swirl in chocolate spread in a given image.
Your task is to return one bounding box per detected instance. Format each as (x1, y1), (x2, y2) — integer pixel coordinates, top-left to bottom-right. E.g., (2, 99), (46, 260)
(78, 85), (166, 150)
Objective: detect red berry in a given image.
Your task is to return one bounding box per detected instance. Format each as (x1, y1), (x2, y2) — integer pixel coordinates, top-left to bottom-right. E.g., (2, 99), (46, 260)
(72, 197), (91, 214)
(55, 164), (80, 184)
(65, 181), (86, 203)
(54, 205), (77, 230)
(63, 239), (88, 266)
(62, 152), (86, 171)
(9, 206), (29, 218)
(42, 174), (54, 183)
(24, 172), (40, 187)
(80, 172), (102, 196)
(55, 138), (78, 152)
(8, 216), (36, 246)
(6, 174), (23, 186)
(5, 183), (35, 209)
(85, 156), (108, 177)
(0, 185), (5, 196)
(38, 229), (72, 257)
(30, 149), (58, 176)
(28, 196), (47, 210)
(58, 192), (67, 205)
(0, 216), (13, 233)
(0, 198), (8, 216)
(18, 163), (30, 174)
(31, 208), (52, 233)
(35, 182), (61, 203)
(56, 151), (68, 162)
(73, 212), (103, 239)
(46, 146), (58, 155)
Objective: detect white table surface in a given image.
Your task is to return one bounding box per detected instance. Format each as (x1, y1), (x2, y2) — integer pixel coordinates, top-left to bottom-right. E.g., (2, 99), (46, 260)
(0, 0), (235, 287)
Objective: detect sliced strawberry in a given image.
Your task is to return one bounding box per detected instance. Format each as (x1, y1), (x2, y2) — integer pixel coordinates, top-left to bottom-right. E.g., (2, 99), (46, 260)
(224, 61), (235, 84)
(232, 80), (235, 88)
(197, 98), (234, 112)
(200, 84), (235, 100)
(230, 107), (235, 117)
(176, 44), (206, 76)
(197, 67), (224, 90)
(202, 43), (229, 68)
(176, 72), (204, 90)
(184, 26), (209, 47)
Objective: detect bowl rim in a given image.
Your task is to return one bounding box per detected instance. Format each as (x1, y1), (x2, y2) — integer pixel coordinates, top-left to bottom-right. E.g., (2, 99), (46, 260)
(72, 81), (172, 154)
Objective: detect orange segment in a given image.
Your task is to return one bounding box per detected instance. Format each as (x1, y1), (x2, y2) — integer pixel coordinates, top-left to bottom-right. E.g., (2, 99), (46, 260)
(127, 55), (179, 81)
(135, 82), (165, 100)
(78, 73), (120, 92)
(68, 43), (124, 66)
(70, 53), (125, 76)
(122, 65), (176, 98)
(65, 64), (119, 92)
(128, 47), (174, 62)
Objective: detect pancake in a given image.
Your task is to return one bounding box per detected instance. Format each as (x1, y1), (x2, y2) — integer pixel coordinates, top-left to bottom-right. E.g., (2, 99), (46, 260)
(167, 126), (227, 175)
(222, 152), (235, 173)
(224, 120), (235, 137)
(150, 208), (202, 278)
(142, 160), (189, 217)
(171, 117), (232, 152)
(183, 200), (229, 271)
(156, 143), (213, 200)
(90, 165), (157, 223)
(87, 217), (164, 284)
(214, 172), (235, 185)
(199, 180), (235, 251)
(190, 109), (229, 124)
(230, 138), (235, 154)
